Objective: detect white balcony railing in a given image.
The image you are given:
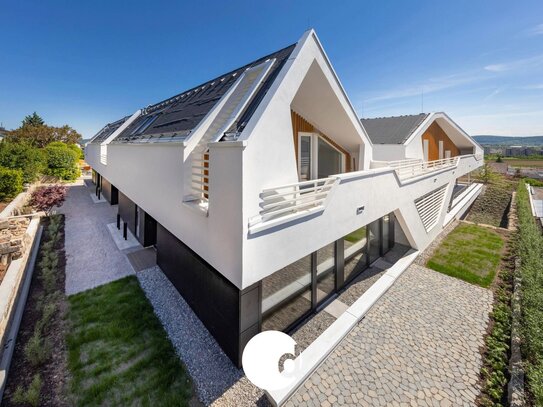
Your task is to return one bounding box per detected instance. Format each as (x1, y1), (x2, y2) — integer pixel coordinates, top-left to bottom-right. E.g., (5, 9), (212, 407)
(388, 156), (459, 181)
(258, 177), (337, 223)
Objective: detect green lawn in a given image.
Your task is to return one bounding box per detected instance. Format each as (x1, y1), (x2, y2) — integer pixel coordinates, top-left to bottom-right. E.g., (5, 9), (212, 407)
(427, 223), (505, 287)
(67, 276), (193, 406)
(344, 226), (366, 243)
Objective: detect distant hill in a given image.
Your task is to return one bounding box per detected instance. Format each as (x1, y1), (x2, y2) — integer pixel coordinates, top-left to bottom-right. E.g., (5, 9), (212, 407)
(474, 135), (543, 146)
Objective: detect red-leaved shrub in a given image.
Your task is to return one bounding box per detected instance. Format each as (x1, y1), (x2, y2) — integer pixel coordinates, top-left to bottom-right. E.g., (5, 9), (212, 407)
(30, 185), (67, 214)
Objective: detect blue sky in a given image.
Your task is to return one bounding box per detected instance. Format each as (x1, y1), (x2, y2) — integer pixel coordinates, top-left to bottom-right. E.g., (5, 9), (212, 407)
(1, 0), (542, 138)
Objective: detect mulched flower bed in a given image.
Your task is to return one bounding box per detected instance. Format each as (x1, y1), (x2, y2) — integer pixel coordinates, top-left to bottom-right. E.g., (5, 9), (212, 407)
(2, 215), (69, 407)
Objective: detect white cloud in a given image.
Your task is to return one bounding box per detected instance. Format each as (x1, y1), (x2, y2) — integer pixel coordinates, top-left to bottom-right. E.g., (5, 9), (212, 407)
(522, 84), (543, 90)
(484, 54), (543, 72)
(457, 110), (543, 136)
(363, 71), (484, 103)
(526, 23), (543, 36)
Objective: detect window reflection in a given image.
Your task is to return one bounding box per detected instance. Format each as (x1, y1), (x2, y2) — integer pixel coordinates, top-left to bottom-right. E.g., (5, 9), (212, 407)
(343, 226), (367, 282)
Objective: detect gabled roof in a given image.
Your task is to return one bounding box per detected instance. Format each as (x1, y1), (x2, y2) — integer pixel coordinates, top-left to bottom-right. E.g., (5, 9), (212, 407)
(361, 113), (429, 144)
(89, 115), (131, 144)
(110, 43), (296, 144)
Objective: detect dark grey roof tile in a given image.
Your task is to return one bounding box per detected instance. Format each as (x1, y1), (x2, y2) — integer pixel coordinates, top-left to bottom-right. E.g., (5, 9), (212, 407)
(361, 113), (429, 144)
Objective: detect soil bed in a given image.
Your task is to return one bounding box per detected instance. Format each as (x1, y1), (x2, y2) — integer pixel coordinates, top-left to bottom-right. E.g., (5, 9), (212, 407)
(2, 215), (69, 407)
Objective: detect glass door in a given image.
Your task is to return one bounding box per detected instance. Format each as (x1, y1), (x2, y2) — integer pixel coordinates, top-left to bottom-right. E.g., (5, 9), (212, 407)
(298, 132), (345, 181)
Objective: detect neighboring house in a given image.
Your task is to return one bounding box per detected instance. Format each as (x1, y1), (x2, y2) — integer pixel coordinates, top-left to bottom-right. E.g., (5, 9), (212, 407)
(85, 29), (484, 366)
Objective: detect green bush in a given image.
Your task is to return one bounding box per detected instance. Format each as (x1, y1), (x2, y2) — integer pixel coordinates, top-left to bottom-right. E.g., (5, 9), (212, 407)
(12, 374), (42, 407)
(0, 166), (23, 201)
(516, 181), (543, 404)
(45, 143), (80, 181)
(67, 142), (84, 159)
(0, 142), (45, 184)
(24, 327), (51, 367)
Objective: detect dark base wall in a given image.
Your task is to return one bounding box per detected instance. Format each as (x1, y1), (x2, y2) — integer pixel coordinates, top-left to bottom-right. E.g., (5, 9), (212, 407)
(100, 177), (118, 205)
(156, 224), (258, 367)
(92, 171), (118, 205)
(118, 191), (157, 247)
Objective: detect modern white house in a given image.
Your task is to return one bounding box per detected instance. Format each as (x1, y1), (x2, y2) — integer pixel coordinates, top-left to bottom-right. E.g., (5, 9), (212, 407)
(85, 29), (484, 366)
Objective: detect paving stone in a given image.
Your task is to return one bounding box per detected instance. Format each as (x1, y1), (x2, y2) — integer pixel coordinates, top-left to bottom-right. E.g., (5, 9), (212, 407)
(285, 265), (492, 407)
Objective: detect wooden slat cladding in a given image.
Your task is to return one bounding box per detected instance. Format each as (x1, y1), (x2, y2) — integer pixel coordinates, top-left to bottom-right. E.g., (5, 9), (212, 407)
(421, 121), (460, 161)
(291, 110), (352, 172)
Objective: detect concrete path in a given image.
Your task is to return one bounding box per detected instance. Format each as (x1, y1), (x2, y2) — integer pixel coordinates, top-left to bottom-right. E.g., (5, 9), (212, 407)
(59, 179), (136, 295)
(286, 264), (493, 407)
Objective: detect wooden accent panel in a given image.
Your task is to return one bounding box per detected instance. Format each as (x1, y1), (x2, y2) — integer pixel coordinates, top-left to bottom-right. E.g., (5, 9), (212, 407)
(421, 121), (460, 161)
(291, 110), (352, 172)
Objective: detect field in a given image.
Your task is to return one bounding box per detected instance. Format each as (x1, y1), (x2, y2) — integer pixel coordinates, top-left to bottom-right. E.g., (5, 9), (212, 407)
(501, 158), (543, 168)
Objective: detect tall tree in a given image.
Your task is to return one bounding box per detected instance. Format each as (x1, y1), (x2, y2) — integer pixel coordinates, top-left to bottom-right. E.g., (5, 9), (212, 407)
(22, 112), (45, 127)
(6, 124), (82, 147)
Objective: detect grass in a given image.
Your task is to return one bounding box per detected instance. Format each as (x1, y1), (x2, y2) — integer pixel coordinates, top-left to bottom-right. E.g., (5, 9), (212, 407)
(67, 276), (193, 406)
(344, 226), (366, 243)
(427, 223), (505, 288)
(515, 181), (543, 404)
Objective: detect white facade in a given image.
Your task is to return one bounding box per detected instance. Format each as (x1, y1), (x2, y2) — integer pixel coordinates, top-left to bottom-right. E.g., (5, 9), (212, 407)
(86, 29), (484, 291)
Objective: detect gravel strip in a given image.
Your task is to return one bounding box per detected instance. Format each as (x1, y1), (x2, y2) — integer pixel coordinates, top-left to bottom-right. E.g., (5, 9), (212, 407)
(137, 266), (247, 406)
(60, 181), (135, 295)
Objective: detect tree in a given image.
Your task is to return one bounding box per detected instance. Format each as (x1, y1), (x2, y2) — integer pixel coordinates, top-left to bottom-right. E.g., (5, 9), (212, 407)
(44, 143), (80, 181)
(29, 185), (67, 214)
(22, 112), (45, 127)
(477, 163), (499, 184)
(6, 124), (82, 148)
(496, 153), (503, 163)
(0, 142), (46, 184)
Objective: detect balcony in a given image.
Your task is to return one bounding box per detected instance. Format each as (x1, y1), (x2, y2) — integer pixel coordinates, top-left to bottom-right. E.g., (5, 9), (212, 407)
(249, 154), (482, 233)
(249, 177), (338, 232)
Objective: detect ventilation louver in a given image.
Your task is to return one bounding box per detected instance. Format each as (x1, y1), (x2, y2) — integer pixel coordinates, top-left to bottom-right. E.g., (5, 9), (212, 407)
(415, 185), (448, 232)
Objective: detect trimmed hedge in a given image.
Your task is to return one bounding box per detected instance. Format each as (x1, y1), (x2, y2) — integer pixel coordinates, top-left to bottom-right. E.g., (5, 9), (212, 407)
(0, 166), (23, 201)
(516, 181), (543, 405)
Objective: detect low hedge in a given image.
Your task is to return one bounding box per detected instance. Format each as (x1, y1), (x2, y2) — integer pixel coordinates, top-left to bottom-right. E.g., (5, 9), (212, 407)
(516, 181), (543, 405)
(0, 166), (23, 201)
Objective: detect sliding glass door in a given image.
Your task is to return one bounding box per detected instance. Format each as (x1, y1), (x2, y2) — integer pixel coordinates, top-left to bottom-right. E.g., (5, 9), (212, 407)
(298, 132), (345, 180)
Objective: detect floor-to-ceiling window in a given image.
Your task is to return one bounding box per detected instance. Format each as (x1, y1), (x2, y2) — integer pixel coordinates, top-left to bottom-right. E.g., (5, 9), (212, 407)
(316, 242), (336, 304)
(261, 213), (397, 333)
(368, 220), (380, 263)
(261, 255), (312, 332)
(343, 226), (368, 283)
(298, 132), (345, 180)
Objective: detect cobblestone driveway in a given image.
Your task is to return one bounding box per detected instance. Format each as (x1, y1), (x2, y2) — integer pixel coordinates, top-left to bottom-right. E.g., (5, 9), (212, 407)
(286, 264), (493, 407)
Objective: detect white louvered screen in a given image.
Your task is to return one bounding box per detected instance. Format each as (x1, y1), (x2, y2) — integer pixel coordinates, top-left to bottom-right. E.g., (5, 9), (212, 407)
(415, 185), (448, 232)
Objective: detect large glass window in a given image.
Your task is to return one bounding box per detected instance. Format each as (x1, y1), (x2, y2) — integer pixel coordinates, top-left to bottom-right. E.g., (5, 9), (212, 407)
(317, 138), (343, 178)
(343, 226), (368, 283)
(299, 135), (312, 181)
(261, 255), (312, 332)
(298, 133), (345, 181)
(382, 215), (390, 253)
(316, 243), (335, 304)
(368, 220), (380, 264)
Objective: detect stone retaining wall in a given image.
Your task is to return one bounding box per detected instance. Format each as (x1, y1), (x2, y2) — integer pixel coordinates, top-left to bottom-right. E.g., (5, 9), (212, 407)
(0, 215), (40, 349)
(0, 217), (31, 276)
